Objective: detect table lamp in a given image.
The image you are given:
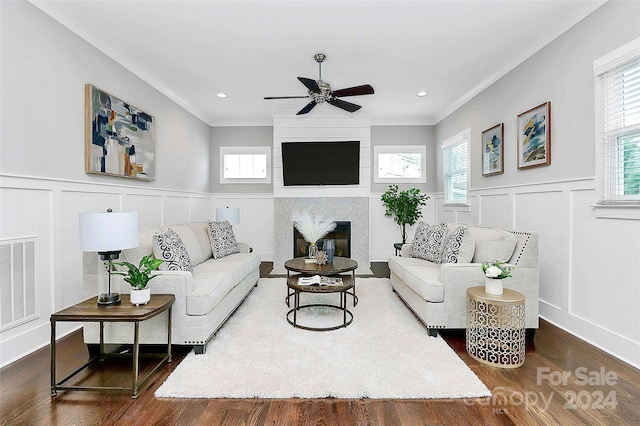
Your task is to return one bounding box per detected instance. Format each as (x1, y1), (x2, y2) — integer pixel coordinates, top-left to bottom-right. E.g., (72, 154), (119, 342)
(216, 207), (240, 225)
(79, 209), (139, 306)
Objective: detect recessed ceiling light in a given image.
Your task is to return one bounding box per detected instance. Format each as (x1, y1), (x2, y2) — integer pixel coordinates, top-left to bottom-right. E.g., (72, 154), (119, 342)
(216, 93), (227, 98)
(416, 91), (428, 97)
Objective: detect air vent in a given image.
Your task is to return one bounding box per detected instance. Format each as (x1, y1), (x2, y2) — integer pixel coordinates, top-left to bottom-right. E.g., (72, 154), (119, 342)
(0, 238), (38, 331)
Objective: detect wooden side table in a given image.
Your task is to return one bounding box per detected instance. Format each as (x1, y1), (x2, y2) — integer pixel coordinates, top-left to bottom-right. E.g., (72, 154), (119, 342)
(50, 294), (174, 398)
(393, 243), (403, 256)
(466, 286), (525, 368)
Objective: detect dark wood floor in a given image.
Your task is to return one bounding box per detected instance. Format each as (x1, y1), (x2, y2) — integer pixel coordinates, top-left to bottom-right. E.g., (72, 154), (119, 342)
(1, 262), (638, 425)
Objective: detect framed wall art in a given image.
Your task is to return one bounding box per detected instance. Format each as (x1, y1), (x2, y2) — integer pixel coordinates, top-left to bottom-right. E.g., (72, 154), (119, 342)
(85, 84), (155, 181)
(482, 123), (504, 176)
(517, 101), (551, 169)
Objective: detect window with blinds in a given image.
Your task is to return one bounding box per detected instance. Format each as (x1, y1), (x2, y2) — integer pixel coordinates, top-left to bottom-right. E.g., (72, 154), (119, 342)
(595, 39), (640, 205)
(442, 129), (470, 204)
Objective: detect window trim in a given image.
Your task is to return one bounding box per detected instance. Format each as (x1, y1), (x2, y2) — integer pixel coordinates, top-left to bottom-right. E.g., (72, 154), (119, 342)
(594, 37), (640, 207)
(373, 145), (427, 183)
(219, 146), (271, 184)
(441, 128), (470, 206)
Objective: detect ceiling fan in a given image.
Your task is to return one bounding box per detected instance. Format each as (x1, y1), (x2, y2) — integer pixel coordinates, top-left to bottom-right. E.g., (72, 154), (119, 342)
(264, 53), (375, 115)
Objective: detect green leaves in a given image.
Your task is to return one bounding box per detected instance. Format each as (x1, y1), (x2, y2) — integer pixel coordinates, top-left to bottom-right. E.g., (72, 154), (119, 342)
(381, 185), (429, 243)
(112, 254), (163, 290)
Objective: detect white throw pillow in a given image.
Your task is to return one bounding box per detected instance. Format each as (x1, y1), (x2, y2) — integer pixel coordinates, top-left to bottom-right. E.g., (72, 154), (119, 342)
(153, 228), (193, 272)
(470, 226), (517, 263)
(441, 226), (475, 263)
(410, 222), (447, 263)
(207, 220), (240, 259)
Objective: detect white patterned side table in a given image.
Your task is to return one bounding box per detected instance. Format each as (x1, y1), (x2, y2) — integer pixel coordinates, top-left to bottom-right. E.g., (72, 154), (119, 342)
(466, 286), (525, 368)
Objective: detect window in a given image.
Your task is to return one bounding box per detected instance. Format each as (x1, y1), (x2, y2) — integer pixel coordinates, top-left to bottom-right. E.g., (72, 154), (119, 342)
(442, 129), (470, 205)
(220, 146), (271, 184)
(595, 38), (640, 205)
(373, 145), (426, 183)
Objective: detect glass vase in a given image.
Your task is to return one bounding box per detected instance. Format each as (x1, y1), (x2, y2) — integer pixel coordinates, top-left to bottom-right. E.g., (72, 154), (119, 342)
(307, 242), (317, 260)
(324, 239), (335, 263)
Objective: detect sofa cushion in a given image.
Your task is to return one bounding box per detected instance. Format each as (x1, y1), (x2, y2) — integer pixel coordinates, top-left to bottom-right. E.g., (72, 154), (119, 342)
(185, 222), (213, 261)
(186, 272), (235, 316)
(410, 222), (447, 263)
(388, 255), (443, 302)
(469, 226), (517, 263)
(153, 228), (193, 272)
(441, 225), (475, 263)
(207, 220), (240, 259)
(192, 253), (260, 284)
(171, 224), (204, 266)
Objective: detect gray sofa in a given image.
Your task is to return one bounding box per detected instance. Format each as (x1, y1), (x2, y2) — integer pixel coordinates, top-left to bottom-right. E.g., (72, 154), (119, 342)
(388, 222), (539, 337)
(83, 221), (260, 354)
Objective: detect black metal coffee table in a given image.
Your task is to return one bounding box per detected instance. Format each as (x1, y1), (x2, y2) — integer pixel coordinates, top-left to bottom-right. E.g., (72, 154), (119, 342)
(286, 274), (354, 331)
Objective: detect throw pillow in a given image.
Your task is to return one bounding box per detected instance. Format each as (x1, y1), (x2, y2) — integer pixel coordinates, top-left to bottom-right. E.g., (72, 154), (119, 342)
(441, 226), (473, 264)
(153, 228), (193, 272)
(410, 222), (447, 263)
(207, 220), (240, 259)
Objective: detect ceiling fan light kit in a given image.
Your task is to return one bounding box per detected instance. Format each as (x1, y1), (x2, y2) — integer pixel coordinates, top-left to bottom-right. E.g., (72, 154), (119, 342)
(264, 53), (375, 115)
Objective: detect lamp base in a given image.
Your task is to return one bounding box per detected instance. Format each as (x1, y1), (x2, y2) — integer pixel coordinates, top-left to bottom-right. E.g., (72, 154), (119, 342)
(97, 292), (121, 306)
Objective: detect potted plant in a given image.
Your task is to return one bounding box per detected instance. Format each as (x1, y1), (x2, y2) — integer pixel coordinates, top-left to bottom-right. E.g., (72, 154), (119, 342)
(381, 184), (429, 244)
(112, 254), (163, 305)
(482, 261), (514, 295)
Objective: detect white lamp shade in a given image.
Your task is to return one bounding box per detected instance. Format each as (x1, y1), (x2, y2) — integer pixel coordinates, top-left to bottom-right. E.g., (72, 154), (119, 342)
(216, 207), (240, 225)
(79, 211), (139, 252)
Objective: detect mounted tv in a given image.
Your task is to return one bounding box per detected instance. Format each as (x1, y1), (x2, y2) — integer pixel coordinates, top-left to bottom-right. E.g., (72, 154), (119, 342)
(281, 141), (360, 186)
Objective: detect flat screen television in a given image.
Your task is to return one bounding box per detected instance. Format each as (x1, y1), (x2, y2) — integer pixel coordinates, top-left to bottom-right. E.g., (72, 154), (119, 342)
(281, 141), (360, 186)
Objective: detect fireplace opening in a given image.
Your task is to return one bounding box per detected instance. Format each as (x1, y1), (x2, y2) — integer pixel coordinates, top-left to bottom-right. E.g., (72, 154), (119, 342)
(293, 221), (351, 258)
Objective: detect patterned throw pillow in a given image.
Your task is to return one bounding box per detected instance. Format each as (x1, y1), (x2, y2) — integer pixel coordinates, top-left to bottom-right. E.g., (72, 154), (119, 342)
(153, 228), (192, 272)
(410, 222), (447, 263)
(441, 226), (468, 264)
(207, 220), (240, 259)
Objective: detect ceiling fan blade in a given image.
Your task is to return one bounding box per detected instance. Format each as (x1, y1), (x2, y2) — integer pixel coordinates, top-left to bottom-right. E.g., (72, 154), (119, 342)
(297, 77), (321, 93)
(296, 100), (318, 115)
(264, 96), (310, 100)
(332, 84), (375, 97)
(328, 98), (361, 113)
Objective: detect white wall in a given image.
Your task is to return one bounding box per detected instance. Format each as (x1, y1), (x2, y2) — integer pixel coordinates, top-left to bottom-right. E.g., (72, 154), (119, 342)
(0, 1), (212, 366)
(434, 1), (640, 367)
(1, 1), (211, 192)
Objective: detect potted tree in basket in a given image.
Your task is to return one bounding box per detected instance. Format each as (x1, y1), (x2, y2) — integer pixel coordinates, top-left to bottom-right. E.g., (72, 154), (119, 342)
(381, 184), (429, 244)
(112, 254), (163, 306)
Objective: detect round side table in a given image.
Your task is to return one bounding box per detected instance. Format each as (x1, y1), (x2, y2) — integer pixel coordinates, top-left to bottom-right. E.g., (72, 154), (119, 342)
(466, 286), (525, 368)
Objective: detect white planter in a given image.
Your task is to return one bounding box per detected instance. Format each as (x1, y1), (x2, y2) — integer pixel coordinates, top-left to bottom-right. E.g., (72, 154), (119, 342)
(130, 288), (151, 306)
(484, 277), (504, 295)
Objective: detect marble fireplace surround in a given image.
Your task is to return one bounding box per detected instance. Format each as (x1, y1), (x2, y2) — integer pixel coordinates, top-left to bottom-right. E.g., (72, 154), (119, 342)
(272, 197), (370, 275)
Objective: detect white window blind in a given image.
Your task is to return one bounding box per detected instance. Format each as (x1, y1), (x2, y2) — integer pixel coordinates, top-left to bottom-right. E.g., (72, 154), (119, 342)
(595, 37), (640, 205)
(442, 129), (470, 204)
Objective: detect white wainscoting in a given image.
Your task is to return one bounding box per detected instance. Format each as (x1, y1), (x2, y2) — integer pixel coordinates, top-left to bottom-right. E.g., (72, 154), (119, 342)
(0, 174), (213, 367)
(3, 174), (638, 368)
(435, 178), (640, 368)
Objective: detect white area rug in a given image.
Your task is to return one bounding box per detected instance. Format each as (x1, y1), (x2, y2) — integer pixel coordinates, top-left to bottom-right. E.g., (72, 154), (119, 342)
(155, 278), (491, 399)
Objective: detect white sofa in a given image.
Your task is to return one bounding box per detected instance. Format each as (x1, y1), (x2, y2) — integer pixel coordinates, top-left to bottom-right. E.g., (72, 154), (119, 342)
(388, 222), (539, 337)
(83, 221), (260, 354)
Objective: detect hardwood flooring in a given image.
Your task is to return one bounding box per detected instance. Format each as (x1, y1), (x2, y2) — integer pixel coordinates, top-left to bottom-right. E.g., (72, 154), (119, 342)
(1, 263), (638, 425)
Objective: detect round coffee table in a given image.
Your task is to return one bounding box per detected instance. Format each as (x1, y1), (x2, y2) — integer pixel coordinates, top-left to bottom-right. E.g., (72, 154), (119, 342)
(286, 274), (354, 331)
(284, 257), (358, 306)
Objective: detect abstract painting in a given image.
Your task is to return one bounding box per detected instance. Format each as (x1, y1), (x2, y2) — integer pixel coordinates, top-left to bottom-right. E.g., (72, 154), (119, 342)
(482, 123), (504, 176)
(85, 84), (155, 180)
(517, 102), (551, 169)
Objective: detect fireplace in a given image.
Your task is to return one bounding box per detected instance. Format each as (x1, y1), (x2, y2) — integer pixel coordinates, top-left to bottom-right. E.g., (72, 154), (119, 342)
(293, 221), (351, 258)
